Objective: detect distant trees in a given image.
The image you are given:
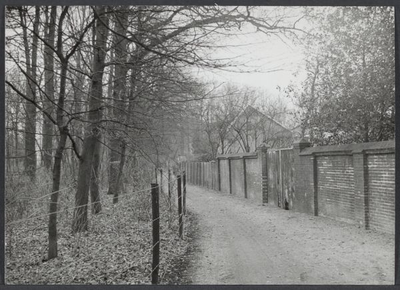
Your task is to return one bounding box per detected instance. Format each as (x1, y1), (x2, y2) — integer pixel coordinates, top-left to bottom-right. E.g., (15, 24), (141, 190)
(193, 84), (293, 159)
(192, 84), (255, 160)
(287, 7), (395, 145)
(231, 107), (293, 152)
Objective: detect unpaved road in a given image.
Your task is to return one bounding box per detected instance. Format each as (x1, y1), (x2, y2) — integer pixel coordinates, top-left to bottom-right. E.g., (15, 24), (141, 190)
(186, 185), (394, 285)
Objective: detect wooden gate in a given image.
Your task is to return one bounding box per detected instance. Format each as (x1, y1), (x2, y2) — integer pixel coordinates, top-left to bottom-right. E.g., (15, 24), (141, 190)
(267, 148), (294, 209)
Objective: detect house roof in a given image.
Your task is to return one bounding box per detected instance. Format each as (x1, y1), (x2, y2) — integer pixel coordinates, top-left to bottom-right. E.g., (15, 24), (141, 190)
(230, 105), (291, 132)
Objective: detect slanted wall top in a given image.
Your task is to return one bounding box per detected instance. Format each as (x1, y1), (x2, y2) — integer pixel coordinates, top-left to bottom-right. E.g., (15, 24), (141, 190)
(299, 140), (395, 156)
(217, 152), (258, 159)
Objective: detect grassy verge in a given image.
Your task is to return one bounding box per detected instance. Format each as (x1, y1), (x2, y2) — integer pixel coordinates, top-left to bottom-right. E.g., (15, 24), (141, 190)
(161, 210), (200, 285)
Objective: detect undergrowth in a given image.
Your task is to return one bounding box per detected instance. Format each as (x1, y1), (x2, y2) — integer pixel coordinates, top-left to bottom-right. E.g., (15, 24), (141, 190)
(6, 168), (191, 285)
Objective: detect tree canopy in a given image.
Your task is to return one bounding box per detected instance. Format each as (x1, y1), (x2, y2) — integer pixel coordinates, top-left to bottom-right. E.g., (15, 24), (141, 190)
(286, 7), (395, 145)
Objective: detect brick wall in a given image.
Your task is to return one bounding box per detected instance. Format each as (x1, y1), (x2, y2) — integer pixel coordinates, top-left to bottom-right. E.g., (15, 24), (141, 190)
(367, 153), (395, 233)
(295, 140), (395, 234)
(186, 140), (394, 234)
(187, 150), (265, 203)
(317, 155), (355, 223)
(219, 153), (263, 201)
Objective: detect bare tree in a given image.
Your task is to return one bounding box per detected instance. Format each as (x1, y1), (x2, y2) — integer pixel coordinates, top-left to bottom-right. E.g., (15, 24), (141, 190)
(107, 7), (129, 199)
(19, 6), (40, 179)
(73, 6), (109, 233)
(42, 6), (57, 170)
(195, 84), (255, 158)
(7, 5), (96, 259)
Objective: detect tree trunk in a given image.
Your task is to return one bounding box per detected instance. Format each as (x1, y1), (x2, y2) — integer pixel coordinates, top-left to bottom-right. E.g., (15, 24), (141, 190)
(107, 9), (128, 198)
(42, 6), (56, 170)
(73, 6), (109, 233)
(48, 126), (68, 259)
(21, 7), (39, 179)
(113, 141), (126, 204)
(48, 59), (68, 260)
(364, 122), (369, 143)
(14, 102), (20, 170)
(108, 138), (121, 195)
(48, 6), (83, 259)
(90, 135), (102, 214)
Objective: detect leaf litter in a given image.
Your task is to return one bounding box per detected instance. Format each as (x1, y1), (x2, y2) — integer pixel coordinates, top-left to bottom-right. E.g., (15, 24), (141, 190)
(6, 188), (192, 285)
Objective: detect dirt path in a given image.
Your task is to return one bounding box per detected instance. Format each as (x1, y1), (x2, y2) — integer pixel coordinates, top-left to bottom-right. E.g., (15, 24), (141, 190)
(185, 185), (394, 285)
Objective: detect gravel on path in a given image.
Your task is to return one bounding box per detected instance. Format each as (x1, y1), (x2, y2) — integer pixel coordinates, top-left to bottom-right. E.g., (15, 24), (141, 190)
(185, 185), (394, 285)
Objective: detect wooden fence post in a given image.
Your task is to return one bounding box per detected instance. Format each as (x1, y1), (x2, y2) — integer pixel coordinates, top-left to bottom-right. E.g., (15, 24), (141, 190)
(151, 183), (160, 284)
(177, 175), (183, 239)
(183, 171), (187, 215)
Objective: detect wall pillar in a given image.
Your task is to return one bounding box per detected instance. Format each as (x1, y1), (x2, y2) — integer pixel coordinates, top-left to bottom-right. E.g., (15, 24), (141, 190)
(312, 154), (318, 216)
(217, 157), (221, 191)
(211, 161), (215, 190)
(257, 144), (269, 204)
(228, 158), (232, 194)
(243, 157), (248, 199)
(353, 150), (369, 229)
(201, 162), (204, 187)
(192, 162), (194, 185)
(187, 161), (190, 184)
(196, 162), (199, 186)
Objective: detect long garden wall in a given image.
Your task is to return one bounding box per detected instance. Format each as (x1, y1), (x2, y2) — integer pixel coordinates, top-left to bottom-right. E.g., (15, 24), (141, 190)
(186, 140), (395, 234)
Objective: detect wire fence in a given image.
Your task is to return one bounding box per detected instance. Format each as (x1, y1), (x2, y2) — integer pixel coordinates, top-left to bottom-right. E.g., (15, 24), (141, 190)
(5, 167), (189, 285)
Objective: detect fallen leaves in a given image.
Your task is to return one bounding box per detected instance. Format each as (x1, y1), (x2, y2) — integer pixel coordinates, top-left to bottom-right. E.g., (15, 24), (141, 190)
(6, 187), (192, 285)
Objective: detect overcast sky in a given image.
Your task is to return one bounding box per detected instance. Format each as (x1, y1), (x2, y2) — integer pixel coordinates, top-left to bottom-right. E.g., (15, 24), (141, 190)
(194, 7), (308, 106)
(197, 34), (306, 92)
